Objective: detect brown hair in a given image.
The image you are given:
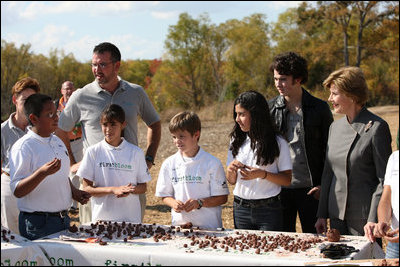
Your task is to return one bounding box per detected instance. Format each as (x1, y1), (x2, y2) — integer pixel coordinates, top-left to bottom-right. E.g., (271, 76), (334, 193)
(12, 77), (41, 95)
(323, 66), (368, 106)
(169, 111), (201, 140)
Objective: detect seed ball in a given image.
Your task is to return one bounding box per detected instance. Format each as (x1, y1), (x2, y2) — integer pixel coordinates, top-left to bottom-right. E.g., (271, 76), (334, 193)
(326, 228), (341, 242)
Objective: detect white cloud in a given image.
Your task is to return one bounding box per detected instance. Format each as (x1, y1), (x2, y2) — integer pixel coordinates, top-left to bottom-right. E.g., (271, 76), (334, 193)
(64, 35), (101, 61)
(31, 25), (75, 49)
(86, 2), (134, 16)
(20, 2), (53, 19)
(108, 34), (164, 60)
(3, 32), (26, 45)
(1, 1), (26, 24)
(16, 1), (137, 20)
(3, 24), (163, 61)
(151, 11), (180, 20)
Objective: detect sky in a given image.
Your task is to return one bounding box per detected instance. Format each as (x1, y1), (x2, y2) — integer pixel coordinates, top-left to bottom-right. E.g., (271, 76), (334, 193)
(1, 1), (304, 62)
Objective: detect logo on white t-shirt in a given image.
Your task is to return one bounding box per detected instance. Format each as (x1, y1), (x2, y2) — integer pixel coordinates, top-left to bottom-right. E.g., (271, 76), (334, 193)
(171, 175), (202, 184)
(99, 162), (132, 170)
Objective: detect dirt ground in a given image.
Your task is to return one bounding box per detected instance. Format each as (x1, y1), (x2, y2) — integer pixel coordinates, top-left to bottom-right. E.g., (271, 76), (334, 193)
(138, 105), (399, 231)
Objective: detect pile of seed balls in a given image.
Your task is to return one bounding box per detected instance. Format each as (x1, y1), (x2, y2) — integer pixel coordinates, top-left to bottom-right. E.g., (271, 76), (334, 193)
(68, 221), (325, 254)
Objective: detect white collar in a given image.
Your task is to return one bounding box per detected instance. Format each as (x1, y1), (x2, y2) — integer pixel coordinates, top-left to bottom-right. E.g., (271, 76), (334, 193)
(178, 147), (204, 163)
(8, 112), (28, 133)
(101, 138), (127, 151)
(26, 127), (54, 144)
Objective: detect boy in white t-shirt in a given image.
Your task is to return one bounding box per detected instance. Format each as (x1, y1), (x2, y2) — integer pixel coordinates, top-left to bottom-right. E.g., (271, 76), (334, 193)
(77, 104), (151, 223)
(9, 94), (90, 240)
(155, 111), (229, 229)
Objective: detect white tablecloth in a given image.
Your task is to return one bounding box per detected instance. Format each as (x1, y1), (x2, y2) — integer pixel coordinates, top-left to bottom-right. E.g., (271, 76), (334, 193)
(1, 226), (51, 266)
(33, 223), (385, 266)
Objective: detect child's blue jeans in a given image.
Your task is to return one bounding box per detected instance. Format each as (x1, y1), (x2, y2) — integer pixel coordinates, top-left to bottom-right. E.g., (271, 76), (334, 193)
(19, 211), (70, 240)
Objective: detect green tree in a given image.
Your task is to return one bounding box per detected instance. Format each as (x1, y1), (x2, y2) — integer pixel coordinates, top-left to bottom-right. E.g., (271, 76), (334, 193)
(319, 1), (354, 66)
(353, 1), (397, 67)
(120, 60), (149, 86)
(223, 14), (272, 97)
(164, 12), (213, 108)
(203, 23), (229, 102)
(1, 40), (33, 119)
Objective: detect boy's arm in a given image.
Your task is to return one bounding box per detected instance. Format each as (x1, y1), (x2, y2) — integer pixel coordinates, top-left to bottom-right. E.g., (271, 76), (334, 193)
(162, 196), (184, 213)
(131, 183), (147, 194)
(373, 185), (393, 239)
(201, 195), (228, 207)
(145, 121), (161, 170)
(14, 158), (61, 198)
(69, 179), (91, 204)
(82, 178), (135, 198)
(183, 195), (228, 212)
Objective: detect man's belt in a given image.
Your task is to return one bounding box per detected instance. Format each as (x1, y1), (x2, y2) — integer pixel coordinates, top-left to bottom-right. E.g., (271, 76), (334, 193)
(70, 137), (81, 142)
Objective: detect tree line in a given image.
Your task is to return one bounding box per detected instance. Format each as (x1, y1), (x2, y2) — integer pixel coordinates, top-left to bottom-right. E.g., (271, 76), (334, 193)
(1, 1), (398, 120)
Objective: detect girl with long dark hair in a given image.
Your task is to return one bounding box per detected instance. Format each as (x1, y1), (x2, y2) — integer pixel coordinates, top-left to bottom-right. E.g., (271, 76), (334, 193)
(227, 90), (292, 231)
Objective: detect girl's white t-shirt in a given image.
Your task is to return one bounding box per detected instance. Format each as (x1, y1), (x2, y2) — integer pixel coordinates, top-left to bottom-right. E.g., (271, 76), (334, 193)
(155, 148), (229, 229)
(226, 135), (292, 200)
(77, 139), (151, 223)
(384, 150), (399, 230)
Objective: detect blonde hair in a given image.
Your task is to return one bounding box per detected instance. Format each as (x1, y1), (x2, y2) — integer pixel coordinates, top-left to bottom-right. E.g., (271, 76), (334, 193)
(12, 77), (41, 95)
(169, 111), (201, 140)
(323, 66), (368, 106)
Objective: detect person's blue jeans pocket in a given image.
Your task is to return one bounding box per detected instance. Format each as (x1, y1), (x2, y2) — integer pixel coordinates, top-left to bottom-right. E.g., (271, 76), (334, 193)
(233, 197), (282, 231)
(19, 212), (70, 240)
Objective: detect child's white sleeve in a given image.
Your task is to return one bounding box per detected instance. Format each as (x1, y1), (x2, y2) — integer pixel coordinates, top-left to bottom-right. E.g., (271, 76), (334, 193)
(277, 137), (292, 172)
(226, 146), (234, 167)
(210, 161), (229, 196)
(9, 146), (32, 193)
(155, 160), (174, 197)
(76, 148), (95, 182)
(136, 149), (151, 184)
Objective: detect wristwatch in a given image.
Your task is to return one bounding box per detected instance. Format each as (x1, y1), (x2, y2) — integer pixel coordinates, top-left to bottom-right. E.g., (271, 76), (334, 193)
(145, 155), (155, 165)
(197, 199), (203, 209)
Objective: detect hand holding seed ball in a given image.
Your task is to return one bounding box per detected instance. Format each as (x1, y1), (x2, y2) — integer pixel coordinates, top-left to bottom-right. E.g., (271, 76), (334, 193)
(326, 228), (341, 242)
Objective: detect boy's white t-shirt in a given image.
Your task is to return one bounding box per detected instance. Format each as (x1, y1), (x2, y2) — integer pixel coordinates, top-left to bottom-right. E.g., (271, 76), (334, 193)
(155, 147), (229, 229)
(9, 129), (72, 212)
(77, 139), (151, 223)
(226, 135), (292, 200)
(383, 150), (399, 230)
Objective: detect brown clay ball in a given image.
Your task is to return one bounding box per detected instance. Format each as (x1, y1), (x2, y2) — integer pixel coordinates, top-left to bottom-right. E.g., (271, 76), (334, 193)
(326, 228), (341, 242)
(180, 222), (193, 229)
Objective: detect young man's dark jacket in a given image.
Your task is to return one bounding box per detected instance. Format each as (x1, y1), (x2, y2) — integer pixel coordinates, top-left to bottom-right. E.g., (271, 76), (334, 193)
(268, 88), (333, 187)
